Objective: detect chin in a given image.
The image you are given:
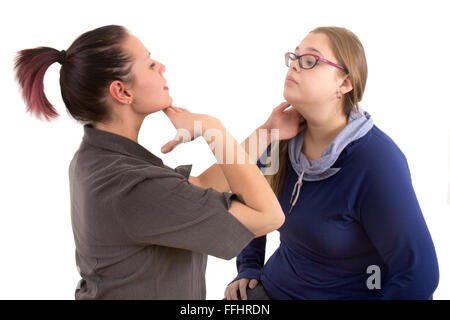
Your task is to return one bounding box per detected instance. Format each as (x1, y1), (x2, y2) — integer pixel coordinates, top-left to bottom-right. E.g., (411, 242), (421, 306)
(160, 96), (173, 108)
(283, 91), (301, 106)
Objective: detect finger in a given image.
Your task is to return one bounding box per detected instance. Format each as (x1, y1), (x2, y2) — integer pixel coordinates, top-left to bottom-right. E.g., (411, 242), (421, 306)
(230, 284), (239, 300)
(285, 108), (305, 122)
(161, 139), (181, 153)
(249, 279), (259, 289)
(163, 106), (176, 115)
(239, 280), (248, 300)
(225, 284), (234, 301)
(224, 287), (228, 300)
(175, 106), (189, 112)
(171, 106), (184, 113)
(276, 101), (290, 109)
(275, 101), (291, 112)
(170, 105), (190, 113)
(284, 107), (301, 116)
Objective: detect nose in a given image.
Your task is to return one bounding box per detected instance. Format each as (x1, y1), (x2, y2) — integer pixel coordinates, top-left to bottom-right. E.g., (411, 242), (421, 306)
(290, 59), (300, 72)
(159, 63), (166, 74)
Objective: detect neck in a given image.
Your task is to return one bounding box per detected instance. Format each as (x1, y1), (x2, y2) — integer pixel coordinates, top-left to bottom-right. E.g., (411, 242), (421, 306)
(303, 110), (348, 150)
(93, 115), (145, 144)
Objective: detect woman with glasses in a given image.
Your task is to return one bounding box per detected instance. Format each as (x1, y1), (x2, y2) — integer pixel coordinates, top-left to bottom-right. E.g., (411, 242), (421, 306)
(13, 25), (290, 299)
(222, 26), (439, 300)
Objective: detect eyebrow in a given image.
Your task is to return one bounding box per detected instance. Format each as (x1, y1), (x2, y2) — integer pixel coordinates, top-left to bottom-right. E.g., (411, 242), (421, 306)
(295, 46), (323, 56)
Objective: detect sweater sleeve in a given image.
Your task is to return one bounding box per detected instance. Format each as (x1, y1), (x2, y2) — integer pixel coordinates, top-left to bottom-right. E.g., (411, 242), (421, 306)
(231, 144), (273, 283)
(358, 145), (439, 299)
(232, 235), (267, 283)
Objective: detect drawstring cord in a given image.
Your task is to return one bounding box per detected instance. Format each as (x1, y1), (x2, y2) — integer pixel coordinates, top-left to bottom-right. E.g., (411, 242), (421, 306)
(289, 171), (305, 214)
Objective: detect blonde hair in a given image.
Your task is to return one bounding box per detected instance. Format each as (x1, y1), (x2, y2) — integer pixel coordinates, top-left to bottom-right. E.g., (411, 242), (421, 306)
(266, 26), (368, 196)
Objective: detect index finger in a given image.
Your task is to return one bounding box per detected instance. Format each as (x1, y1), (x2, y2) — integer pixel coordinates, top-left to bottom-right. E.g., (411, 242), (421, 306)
(175, 106), (189, 112)
(239, 280), (248, 300)
(275, 101), (291, 112)
(163, 106), (175, 115)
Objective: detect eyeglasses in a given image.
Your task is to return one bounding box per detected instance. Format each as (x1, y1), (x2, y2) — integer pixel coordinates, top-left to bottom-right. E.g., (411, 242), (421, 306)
(285, 52), (347, 72)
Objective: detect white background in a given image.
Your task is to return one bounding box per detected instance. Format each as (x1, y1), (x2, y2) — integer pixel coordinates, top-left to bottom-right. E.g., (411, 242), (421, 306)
(1, 0), (449, 299)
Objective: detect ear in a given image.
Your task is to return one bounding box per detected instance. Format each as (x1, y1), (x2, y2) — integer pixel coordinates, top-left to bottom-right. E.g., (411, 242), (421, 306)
(108, 80), (133, 105)
(339, 74), (353, 95)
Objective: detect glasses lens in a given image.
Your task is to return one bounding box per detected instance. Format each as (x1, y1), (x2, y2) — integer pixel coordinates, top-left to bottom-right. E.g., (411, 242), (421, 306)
(285, 53), (293, 67)
(300, 55), (317, 69)
(284, 52), (296, 67)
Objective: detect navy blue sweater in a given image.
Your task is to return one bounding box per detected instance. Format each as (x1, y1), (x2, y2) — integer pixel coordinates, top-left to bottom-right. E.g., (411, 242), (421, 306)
(234, 125), (439, 299)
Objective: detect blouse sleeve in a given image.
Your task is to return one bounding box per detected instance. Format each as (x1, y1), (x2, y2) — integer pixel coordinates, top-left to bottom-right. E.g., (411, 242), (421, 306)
(114, 164), (255, 260)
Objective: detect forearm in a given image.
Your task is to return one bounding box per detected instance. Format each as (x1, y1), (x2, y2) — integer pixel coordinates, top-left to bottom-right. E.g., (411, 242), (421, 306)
(197, 124), (274, 192)
(202, 119), (279, 214)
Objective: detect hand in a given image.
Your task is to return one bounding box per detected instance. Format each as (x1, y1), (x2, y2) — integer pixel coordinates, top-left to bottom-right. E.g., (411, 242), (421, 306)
(262, 102), (306, 141)
(224, 278), (259, 300)
(161, 106), (217, 153)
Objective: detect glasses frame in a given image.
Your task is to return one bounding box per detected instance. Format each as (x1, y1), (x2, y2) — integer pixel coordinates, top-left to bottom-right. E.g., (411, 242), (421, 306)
(285, 52), (347, 73)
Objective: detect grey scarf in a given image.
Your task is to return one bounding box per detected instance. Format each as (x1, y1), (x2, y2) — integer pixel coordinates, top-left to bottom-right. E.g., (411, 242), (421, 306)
(287, 106), (374, 213)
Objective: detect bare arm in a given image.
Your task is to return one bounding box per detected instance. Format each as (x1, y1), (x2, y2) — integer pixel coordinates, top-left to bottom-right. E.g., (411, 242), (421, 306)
(201, 118), (284, 237)
(161, 103), (304, 237)
(189, 102), (306, 192)
(189, 124), (273, 193)
(162, 106), (287, 237)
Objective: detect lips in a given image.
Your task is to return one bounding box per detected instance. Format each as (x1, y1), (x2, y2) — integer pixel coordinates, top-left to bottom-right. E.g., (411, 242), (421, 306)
(286, 76), (298, 84)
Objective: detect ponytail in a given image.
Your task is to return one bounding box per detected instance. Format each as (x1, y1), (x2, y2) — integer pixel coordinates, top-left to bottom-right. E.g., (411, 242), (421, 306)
(14, 47), (62, 121)
(14, 25), (133, 124)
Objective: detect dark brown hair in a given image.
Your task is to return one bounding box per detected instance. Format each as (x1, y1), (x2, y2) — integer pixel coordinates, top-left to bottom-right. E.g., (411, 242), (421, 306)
(14, 25), (134, 123)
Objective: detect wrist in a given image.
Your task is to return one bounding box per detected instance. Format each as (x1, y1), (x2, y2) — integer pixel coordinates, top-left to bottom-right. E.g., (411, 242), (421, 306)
(257, 124), (274, 144)
(201, 116), (222, 137)
(258, 121), (269, 131)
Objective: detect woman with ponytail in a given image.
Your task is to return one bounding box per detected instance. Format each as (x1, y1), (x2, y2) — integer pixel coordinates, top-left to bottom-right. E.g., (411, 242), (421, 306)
(223, 27), (440, 300)
(14, 25), (289, 299)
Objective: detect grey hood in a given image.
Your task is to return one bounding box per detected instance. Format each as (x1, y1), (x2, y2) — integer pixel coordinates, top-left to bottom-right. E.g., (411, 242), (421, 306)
(286, 106), (373, 213)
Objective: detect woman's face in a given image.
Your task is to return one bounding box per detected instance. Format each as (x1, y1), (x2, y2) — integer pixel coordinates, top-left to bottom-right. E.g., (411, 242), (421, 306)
(283, 32), (348, 120)
(122, 34), (173, 115)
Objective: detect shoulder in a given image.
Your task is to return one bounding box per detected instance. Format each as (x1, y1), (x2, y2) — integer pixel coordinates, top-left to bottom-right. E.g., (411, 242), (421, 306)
(74, 141), (189, 191)
(353, 125), (410, 174)
(349, 126), (414, 196)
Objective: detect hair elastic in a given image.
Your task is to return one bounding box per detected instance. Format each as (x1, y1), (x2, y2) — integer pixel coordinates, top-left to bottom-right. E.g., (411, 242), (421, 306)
(58, 50), (66, 65)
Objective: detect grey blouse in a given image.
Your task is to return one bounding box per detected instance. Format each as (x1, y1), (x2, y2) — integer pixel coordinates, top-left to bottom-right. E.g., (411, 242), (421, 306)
(69, 124), (254, 299)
